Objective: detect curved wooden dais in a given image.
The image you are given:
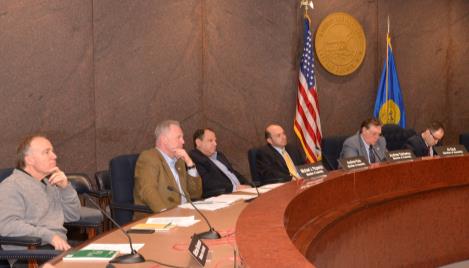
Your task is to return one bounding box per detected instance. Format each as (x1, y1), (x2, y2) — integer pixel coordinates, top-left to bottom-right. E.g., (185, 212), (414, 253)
(236, 155), (469, 268)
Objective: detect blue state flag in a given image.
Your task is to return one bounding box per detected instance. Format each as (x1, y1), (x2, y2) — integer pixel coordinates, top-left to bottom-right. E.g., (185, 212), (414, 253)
(373, 34), (406, 128)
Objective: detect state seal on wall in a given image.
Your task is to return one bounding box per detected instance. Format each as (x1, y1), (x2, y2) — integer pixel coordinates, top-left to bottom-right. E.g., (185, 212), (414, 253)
(315, 12), (366, 76)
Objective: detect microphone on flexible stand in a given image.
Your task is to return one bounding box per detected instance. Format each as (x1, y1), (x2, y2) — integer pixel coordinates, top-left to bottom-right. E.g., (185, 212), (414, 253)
(82, 193), (145, 264)
(166, 186), (221, 239)
(250, 181), (260, 197)
(244, 181), (260, 201)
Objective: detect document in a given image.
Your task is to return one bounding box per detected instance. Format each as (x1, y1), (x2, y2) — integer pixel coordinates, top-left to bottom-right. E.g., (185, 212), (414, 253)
(179, 202), (229, 211)
(146, 216), (200, 227)
(81, 243), (144, 254)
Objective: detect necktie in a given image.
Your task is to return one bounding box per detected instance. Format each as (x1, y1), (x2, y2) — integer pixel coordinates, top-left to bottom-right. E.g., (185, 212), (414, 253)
(369, 145), (376, 163)
(282, 149), (299, 178)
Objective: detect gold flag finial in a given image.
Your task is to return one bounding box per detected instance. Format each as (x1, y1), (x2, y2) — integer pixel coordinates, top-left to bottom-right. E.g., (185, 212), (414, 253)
(300, 0), (314, 18)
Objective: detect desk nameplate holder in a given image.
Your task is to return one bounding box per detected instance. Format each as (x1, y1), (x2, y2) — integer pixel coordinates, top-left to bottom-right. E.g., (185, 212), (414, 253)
(189, 235), (209, 266)
(338, 156), (369, 171)
(434, 145), (467, 157)
(296, 161), (328, 179)
(385, 149), (416, 162)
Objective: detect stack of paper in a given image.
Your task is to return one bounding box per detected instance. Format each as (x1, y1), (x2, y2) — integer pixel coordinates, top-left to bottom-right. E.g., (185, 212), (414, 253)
(179, 202), (228, 211)
(79, 243), (145, 254)
(237, 182), (285, 194)
(146, 216), (200, 227)
(206, 194), (255, 203)
(130, 223), (174, 231)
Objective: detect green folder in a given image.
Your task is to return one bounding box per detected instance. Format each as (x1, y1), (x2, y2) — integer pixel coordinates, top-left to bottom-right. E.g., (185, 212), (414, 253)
(63, 249), (119, 261)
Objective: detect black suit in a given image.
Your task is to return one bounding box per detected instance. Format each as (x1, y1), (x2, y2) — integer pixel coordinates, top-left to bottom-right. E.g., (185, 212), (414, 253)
(189, 149), (248, 198)
(255, 144), (305, 184)
(405, 134), (430, 157)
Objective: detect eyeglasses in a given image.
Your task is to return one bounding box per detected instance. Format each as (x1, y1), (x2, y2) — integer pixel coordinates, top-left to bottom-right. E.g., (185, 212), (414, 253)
(429, 131), (441, 142)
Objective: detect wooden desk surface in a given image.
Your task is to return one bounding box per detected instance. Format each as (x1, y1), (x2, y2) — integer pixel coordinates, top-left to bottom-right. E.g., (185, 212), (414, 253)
(53, 200), (248, 268)
(236, 155), (469, 268)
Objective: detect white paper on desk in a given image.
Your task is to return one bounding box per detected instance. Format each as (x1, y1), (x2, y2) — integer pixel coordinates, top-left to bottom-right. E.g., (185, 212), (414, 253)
(238, 187), (271, 194)
(179, 202), (229, 211)
(260, 182), (285, 189)
(82, 243), (144, 254)
(146, 216), (200, 227)
(206, 194), (256, 204)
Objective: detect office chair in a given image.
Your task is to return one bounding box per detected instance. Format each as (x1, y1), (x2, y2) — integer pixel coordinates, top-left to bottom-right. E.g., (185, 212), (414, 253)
(109, 154), (152, 226)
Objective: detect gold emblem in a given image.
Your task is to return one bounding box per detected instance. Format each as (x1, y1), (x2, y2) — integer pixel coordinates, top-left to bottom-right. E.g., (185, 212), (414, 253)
(378, 100), (401, 124)
(315, 12), (366, 76)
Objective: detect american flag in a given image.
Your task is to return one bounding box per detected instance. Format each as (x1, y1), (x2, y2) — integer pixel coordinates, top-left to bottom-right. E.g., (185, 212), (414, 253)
(294, 17), (322, 163)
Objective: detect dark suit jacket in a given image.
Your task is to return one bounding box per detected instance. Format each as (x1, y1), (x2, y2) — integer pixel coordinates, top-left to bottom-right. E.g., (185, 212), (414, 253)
(133, 148), (202, 213)
(189, 149), (249, 198)
(255, 143), (305, 184)
(405, 134), (430, 157)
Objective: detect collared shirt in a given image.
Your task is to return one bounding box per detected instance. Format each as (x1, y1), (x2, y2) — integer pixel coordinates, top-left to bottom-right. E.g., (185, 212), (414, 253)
(157, 149), (199, 204)
(208, 152), (240, 191)
(360, 135), (373, 163)
(423, 137), (434, 156)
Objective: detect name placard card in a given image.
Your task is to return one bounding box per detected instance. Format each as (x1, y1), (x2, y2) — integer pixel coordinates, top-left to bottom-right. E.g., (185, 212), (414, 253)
(338, 156), (369, 171)
(434, 145), (467, 157)
(385, 149), (416, 162)
(296, 162), (327, 179)
(188, 235), (209, 266)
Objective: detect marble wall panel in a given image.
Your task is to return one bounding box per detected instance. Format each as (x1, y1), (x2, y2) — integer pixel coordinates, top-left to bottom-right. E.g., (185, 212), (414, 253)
(0, 0), (467, 179)
(0, 1), (95, 174)
(93, 0), (203, 170)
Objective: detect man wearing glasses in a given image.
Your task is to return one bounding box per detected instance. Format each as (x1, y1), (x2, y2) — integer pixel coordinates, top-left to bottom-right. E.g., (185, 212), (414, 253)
(405, 121), (445, 157)
(340, 118), (388, 164)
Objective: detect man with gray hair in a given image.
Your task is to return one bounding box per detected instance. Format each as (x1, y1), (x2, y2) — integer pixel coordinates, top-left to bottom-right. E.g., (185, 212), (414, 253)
(133, 120), (202, 213)
(0, 134), (81, 253)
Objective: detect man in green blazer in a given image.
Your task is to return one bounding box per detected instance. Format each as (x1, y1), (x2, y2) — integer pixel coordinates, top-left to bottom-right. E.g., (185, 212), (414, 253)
(134, 120), (202, 213)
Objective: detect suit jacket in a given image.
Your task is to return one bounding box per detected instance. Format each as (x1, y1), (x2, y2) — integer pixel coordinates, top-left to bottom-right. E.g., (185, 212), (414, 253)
(189, 149), (249, 198)
(133, 148), (202, 213)
(255, 143), (305, 184)
(405, 134), (430, 157)
(340, 132), (387, 163)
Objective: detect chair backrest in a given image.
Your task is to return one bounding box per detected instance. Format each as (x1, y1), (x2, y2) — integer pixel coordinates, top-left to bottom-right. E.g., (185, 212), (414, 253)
(460, 133), (469, 151)
(382, 124), (416, 151)
(0, 168), (14, 183)
(67, 173), (93, 195)
(94, 170), (111, 192)
(321, 136), (348, 170)
(247, 147), (260, 185)
(109, 154), (139, 225)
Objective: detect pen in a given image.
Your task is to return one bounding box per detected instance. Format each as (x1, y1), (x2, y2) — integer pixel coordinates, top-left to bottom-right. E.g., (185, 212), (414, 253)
(163, 222), (172, 228)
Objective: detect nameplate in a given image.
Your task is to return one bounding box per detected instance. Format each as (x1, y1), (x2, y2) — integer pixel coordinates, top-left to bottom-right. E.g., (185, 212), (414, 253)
(385, 149), (416, 162)
(296, 162), (327, 179)
(188, 235), (209, 266)
(338, 156), (369, 171)
(434, 145), (467, 157)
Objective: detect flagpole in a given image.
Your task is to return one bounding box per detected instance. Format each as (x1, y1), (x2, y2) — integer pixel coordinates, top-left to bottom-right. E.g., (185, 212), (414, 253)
(300, 0), (314, 20)
(385, 15), (390, 123)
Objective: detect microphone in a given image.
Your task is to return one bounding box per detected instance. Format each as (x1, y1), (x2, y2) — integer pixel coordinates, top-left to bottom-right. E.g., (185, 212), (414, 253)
(246, 181), (260, 197)
(241, 181), (260, 203)
(82, 193), (145, 264)
(166, 186), (221, 239)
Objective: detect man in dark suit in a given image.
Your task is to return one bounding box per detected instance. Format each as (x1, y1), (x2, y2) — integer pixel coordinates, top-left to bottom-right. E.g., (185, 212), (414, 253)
(340, 118), (388, 164)
(405, 121), (445, 157)
(134, 120), (202, 213)
(189, 128), (251, 198)
(255, 124), (306, 184)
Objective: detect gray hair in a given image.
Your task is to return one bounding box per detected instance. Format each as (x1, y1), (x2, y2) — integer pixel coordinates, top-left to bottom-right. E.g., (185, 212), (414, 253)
(154, 120), (180, 141)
